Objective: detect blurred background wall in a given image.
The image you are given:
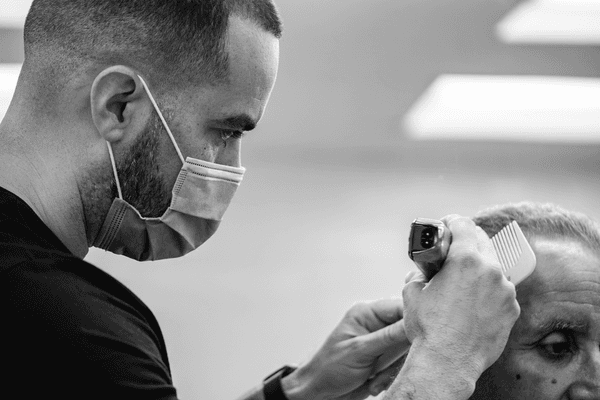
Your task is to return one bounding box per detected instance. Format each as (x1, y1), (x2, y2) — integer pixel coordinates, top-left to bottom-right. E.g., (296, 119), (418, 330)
(1, 0), (599, 398)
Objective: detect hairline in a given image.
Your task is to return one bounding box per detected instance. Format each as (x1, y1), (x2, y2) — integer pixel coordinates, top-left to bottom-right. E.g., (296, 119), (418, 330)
(21, 1), (282, 94)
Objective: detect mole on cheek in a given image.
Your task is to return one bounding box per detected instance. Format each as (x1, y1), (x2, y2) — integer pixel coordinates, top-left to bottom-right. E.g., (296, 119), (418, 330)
(551, 379), (557, 384)
(516, 374), (521, 380)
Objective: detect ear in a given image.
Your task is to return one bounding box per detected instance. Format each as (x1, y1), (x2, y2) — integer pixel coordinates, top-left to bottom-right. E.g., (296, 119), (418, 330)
(90, 66), (150, 143)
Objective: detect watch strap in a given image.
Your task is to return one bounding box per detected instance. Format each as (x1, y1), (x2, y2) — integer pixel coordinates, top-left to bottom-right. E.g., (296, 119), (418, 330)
(263, 365), (297, 400)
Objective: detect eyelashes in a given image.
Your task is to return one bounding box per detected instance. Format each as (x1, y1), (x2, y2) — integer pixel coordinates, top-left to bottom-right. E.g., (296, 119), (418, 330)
(220, 130), (245, 141)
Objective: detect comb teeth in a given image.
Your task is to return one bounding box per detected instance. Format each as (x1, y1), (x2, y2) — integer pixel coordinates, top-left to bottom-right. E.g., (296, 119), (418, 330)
(491, 221), (523, 274)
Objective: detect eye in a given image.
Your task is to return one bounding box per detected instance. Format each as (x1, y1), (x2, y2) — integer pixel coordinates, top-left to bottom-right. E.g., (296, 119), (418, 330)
(220, 130), (245, 141)
(538, 332), (575, 361)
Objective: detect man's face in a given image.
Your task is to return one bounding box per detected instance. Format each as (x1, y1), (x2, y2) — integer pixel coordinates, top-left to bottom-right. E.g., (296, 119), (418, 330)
(121, 16), (279, 217)
(471, 238), (600, 399)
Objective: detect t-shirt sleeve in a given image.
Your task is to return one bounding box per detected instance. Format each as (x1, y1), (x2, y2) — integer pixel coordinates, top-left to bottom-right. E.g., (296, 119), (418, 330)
(1, 259), (178, 399)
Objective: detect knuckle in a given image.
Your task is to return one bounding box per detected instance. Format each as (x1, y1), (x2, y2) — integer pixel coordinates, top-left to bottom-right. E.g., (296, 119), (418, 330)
(512, 301), (522, 320)
(486, 255), (503, 271)
(441, 213), (462, 223)
(448, 216), (475, 230)
(402, 282), (416, 301)
(401, 286), (410, 303)
(498, 282), (520, 320)
(499, 277), (517, 297)
(486, 264), (505, 282)
(475, 226), (492, 240)
(451, 247), (482, 270)
(347, 301), (369, 318)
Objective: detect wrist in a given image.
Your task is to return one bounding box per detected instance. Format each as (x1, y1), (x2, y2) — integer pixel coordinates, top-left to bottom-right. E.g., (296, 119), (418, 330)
(280, 363), (320, 400)
(388, 343), (480, 399)
(263, 365), (298, 400)
(411, 337), (486, 380)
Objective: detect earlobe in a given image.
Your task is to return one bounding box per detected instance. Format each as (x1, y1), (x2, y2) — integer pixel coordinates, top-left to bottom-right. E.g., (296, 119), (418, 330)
(90, 66), (148, 143)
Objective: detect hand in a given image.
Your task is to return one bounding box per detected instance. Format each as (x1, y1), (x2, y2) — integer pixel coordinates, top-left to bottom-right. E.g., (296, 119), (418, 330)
(401, 215), (520, 381)
(282, 298), (410, 400)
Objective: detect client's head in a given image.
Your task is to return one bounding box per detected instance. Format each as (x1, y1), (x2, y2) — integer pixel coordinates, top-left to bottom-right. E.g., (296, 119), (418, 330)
(470, 202), (600, 400)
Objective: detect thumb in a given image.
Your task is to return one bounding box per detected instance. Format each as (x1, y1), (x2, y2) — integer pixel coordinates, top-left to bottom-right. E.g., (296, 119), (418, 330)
(367, 320), (411, 374)
(363, 272), (426, 371)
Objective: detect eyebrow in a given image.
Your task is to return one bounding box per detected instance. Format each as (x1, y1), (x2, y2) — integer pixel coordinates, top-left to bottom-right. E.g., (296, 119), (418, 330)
(212, 115), (257, 132)
(535, 318), (589, 335)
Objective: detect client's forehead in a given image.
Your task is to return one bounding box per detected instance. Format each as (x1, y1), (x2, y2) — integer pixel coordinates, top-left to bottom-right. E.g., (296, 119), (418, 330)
(513, 238), (600, 339)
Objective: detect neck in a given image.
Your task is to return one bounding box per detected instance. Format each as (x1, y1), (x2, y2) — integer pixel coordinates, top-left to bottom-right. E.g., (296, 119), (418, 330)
(0, 124), (89, 259)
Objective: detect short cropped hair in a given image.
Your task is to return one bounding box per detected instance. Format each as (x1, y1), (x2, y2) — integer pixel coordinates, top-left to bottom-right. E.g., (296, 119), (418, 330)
(23, 0), (282, 90)
(473, 202), (600, 252)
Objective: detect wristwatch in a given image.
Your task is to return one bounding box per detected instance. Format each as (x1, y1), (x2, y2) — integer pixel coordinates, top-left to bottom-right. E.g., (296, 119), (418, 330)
(263, 365), (297, 400)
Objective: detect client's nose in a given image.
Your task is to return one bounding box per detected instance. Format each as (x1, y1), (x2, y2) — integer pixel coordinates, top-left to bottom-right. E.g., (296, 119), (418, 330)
(568, 348), (600, 400)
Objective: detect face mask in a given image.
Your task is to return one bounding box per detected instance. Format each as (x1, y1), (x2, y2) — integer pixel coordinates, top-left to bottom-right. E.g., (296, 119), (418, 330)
(93, 75), (245, 261)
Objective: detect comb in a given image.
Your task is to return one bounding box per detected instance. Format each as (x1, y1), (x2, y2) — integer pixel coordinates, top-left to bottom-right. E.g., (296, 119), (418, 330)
(490, 221), (536, 284)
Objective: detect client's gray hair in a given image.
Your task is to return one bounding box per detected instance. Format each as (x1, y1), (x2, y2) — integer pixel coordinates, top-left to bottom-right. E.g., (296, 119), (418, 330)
(473, 202), (600, 252)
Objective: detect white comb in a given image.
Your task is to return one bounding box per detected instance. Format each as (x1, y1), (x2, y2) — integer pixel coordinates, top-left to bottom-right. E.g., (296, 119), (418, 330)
(490, 221), (536, 285)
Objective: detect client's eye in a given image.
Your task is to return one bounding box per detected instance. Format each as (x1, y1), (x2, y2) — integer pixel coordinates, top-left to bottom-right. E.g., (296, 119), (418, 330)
(539, 332), (575, 361)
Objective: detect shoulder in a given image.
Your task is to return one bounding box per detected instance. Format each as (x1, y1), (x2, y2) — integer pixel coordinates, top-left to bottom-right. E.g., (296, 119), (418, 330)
(0, 248), (162, 343)
(0, 248), (178, 399)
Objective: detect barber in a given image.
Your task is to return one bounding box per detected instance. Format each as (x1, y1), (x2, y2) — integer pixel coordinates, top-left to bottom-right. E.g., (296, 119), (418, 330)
(0, 1), (519, 399)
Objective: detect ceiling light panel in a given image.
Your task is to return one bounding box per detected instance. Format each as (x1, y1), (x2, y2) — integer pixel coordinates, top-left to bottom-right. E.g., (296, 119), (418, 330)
(497, 0), (600, 45)
(0, 0), (33, 28)
(403, 74), (600, 143)
(0, 64), (21, 121)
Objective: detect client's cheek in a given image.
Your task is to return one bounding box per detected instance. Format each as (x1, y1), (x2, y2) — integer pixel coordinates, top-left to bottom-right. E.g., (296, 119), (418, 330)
(504, 354), (568, 399)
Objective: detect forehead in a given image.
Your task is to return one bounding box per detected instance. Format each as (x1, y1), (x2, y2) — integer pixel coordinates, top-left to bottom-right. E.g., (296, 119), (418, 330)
(515, 238), (600, 333)
(226, 16), (280, 94)
(177, 16), (279, 124)
(211, 16), (279, 119)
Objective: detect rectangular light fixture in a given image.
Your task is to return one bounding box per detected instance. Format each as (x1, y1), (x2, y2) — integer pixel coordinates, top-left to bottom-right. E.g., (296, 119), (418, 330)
(403, 74), (600, 144)
(0, 0), (33, 28)
(0, 64), (22, 122)
(497, 0), (600, 45)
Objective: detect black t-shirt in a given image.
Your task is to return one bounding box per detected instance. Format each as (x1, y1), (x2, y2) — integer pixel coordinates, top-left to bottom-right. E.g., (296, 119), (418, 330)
(0, 187), (178, 399)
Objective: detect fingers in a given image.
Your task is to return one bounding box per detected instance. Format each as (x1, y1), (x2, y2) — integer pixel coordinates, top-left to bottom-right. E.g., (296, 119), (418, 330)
(441, 214), (479, 245)
(475, 226), (500, 265)
(404, 270), (421, 283)
(368, 354), (407, 397)
(346, 298), (404, 335)
(359, 271), (425, 372)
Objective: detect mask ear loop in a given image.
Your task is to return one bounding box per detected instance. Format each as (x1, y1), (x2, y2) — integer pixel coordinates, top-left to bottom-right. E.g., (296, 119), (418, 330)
(106, 142), (123, 200)
(137, 75), (186, 165)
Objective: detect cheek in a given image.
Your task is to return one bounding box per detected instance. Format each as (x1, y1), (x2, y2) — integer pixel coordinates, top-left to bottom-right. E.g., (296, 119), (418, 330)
(182, 132), (222, 163)
(495, 351), (571, 399)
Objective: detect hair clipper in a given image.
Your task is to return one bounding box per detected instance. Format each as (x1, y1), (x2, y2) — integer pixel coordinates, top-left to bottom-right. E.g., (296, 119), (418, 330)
(408, 218), (452, 280)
